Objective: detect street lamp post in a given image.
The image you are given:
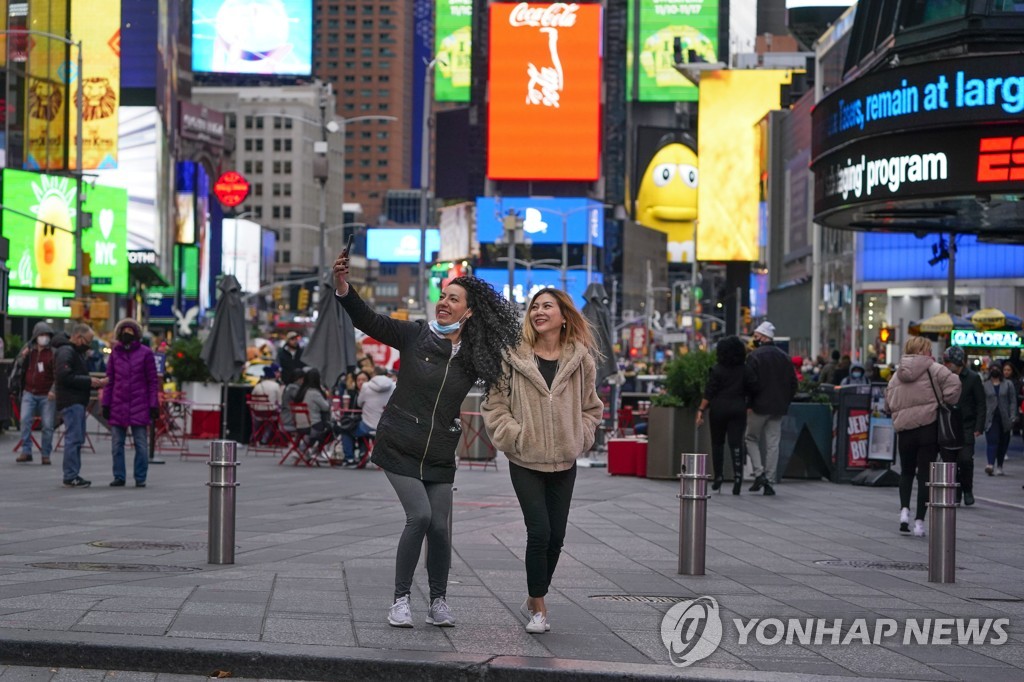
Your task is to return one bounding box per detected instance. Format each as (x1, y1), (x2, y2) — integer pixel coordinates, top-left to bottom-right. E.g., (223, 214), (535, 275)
(529, 204), (602, 292)
(417, 57), (440, 314)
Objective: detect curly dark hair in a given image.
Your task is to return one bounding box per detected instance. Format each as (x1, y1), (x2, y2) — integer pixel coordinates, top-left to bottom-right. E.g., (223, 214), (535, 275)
(716, 335), (747, 367)
(448, 276), (521, 393)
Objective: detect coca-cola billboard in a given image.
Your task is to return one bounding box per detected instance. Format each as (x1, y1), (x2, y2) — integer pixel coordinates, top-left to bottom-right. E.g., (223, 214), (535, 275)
(487, 2), (603, 181)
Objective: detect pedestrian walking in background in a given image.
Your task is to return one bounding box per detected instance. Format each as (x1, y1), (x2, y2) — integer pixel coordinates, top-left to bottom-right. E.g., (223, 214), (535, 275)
(276, 331), (305, 380)
(334, 249), (520, 629)
(101, 319), (159, 488)
(840, 361), (871, 387)
(832, 354), (852, 385)
(942, 346), (985, 506)
(11, 322), (57, 465)
(818, 350), (840, 385)
(695, 335), (749, 495)
(339, 366), (394, 466)
(743, 321), (798, 496)
(482, 289), (603, 635)
(885, 336), (960, 537)
(55, 324), (108, 488)
(983, 363), (1018, 477)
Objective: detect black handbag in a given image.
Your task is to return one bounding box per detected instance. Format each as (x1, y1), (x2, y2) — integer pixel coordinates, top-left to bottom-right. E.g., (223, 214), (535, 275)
(928, 366), (963, 453)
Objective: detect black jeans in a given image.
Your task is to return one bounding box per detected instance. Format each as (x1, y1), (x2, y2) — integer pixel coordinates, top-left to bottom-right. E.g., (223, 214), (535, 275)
(897, 422), (939, 521)
(709, 406), (746, 480)
(509, 461), (576, 599)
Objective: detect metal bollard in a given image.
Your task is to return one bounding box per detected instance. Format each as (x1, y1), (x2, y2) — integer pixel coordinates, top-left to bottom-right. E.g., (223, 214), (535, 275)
(208, 441), (240, 565)
(678, 453), (710, 576)
(927, 460), (958, 583)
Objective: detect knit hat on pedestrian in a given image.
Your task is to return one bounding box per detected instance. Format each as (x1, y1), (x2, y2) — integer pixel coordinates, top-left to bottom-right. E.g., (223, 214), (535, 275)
(942, 346), (966, 367)
(754, 321), (775, 339)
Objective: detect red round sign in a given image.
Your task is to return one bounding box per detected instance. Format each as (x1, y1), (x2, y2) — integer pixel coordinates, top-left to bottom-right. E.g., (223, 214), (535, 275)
(213, 171), (250, 208)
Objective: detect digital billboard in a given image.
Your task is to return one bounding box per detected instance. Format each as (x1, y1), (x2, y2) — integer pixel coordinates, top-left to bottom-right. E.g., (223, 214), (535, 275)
(474, 268), (603, 309)
(435, 0), (472, 102)
(192, 0), (313, 76)
(475, 197), (604, 245)
(697, 70), (791, 261)
(2, 169), (128, 299)
(24, 0), (68, 171)
(222, 218), (262, 293)
(366, 228), (441, 263)
(70, 0), (121, 170)
(626, 0), (719, 102)
(487, 3), (603, 181)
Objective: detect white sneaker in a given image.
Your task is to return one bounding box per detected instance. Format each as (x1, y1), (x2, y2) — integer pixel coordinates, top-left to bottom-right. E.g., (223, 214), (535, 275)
(388, 595), (413, 628)
(525, 611), (549, 633)
(996, 467), (1005, 476)
(426, 596), (455, 626)
(912, 520), (926, 537)
(520, 598), (534, 622)
(899, 508), (911, 533)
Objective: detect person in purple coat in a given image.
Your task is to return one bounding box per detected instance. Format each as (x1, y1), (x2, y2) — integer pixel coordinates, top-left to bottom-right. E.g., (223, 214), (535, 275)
(101, 319), (160, 487)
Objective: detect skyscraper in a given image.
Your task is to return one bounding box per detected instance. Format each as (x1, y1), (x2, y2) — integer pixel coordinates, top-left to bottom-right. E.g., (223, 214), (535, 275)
(314, 0), (416, 224)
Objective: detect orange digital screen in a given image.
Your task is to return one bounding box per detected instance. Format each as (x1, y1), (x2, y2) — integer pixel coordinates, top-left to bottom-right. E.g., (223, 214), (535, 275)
(487, 2), (603, 181)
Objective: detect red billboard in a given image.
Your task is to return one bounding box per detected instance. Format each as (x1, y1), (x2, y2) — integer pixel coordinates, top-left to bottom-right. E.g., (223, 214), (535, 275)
(487, 2), (603, 181)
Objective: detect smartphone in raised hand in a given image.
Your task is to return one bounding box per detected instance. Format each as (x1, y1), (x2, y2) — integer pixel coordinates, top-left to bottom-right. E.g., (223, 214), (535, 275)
(342, 232), (354, 257)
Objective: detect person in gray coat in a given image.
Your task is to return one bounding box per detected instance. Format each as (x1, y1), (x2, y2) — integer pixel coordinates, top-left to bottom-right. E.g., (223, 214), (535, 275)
(983, 365), (1018, 477)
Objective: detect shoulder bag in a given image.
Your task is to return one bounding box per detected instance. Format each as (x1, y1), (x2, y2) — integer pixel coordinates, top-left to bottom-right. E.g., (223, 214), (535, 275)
(928, 365), (963, 454)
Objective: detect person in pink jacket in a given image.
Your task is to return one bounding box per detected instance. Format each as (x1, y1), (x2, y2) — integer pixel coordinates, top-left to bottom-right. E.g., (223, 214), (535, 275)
(884, 336), (961, 537)
(101, 319), (160, 487)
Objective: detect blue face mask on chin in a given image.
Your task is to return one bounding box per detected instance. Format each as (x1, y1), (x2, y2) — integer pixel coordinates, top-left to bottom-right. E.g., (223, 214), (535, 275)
(430, 313), (468, 336)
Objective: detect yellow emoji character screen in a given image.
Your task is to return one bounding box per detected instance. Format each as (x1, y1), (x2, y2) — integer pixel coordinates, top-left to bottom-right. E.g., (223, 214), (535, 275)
(635, 139), (699, 263)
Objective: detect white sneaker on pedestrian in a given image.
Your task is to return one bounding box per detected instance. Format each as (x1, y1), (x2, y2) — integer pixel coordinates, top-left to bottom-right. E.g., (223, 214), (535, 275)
(525, 611), (549, 633)
(996, 467), (1005, 476)
(520, 598), (534, 622)
(912, 520), (926, 537)
(387, 595), (413, 628)
(426, 596), (455, 626)
(899, 508), (911, 533)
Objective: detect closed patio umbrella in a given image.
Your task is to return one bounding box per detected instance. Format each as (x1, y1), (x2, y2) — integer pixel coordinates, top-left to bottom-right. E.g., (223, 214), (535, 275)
(200, 275), (247, 438)
(303, 278), (357, 391)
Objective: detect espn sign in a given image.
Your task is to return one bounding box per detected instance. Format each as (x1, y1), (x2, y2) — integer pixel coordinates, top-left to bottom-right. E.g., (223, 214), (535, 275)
(487, 2), (603, 181)
(977, 136), (1024, 182)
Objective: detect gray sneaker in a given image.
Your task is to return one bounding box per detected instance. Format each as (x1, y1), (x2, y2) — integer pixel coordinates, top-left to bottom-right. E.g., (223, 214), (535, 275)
(425, 596), (455, 626)
(387, 595), (413, 628)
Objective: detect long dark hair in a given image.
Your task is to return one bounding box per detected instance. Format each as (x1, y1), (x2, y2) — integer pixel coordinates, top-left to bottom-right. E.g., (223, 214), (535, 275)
(447, 276), (520, 393)
(716, 336), (747, 368)
(296, 367), (325, 403)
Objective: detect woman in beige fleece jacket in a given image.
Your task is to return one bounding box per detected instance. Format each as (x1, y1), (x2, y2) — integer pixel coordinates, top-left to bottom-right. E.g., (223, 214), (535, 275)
(482, 289), (603, 635)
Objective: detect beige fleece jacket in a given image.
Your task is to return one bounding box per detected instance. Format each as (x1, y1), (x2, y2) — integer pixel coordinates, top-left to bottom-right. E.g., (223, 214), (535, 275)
(885, 353), (961, 432)
(482, 340), (604, 472)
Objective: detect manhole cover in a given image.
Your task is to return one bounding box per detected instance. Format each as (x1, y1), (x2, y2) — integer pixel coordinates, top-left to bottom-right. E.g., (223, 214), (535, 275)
(31, 562), (201, 573)
(90, 541), (207, 551)
(590, 595), (684, 604)
(815, 560), (929, 571)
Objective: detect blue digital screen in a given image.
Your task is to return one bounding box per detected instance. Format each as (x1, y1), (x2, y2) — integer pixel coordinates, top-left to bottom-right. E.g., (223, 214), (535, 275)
(860, 233), (1024, 281)
(366, 228), (441, 263)
(192, 0), (313, 76)
(474, 268), (603, 309)
(122, 1), (158, 88)
(475, 197), (604, 245)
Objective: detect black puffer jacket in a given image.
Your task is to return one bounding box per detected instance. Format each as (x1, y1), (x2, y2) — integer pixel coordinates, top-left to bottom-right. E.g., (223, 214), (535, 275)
(744, 342), (798, 416)
(337, 288), (476, 483)
(53, 333), (92, 411)
(955, 367), (986, 446)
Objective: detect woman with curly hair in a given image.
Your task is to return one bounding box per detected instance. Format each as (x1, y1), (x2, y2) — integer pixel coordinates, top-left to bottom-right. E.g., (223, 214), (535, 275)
(333, 249), (520, 629)
(482, 288), (603, 634)
(695, 336), (749, 495)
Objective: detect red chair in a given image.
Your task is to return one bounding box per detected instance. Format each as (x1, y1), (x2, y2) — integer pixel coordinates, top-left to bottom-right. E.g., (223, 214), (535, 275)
(277, 403), (330, 467)
(615, 406), (635, 437)
(246, 394), (283, 456)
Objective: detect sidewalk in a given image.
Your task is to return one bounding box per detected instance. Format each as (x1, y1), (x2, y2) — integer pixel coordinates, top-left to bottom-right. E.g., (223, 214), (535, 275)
(0, 430), (1022, 681)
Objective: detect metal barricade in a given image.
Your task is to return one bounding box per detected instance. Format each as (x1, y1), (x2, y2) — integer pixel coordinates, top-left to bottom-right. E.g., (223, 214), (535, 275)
(208, 440), (240, 564)
(678, 453), (710, 576)
(927, 460), (957, 583)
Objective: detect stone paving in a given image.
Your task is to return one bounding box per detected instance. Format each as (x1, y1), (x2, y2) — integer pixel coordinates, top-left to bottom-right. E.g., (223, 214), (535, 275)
(0, 428), (1023, 681)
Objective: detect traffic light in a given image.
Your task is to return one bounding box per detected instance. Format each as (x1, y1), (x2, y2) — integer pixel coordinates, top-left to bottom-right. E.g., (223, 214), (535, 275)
(741, 306), (752, 326)
(879, 326), (895, 344)
(272, 285), (282, 302)
(297, 287), (309, 310)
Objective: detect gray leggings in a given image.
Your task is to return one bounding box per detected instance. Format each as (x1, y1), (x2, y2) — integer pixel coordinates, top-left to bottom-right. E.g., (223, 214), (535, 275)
(385, 470), (453, 601)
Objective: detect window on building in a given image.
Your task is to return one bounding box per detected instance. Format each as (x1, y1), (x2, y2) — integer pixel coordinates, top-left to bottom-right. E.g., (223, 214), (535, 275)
(377, 145), (388, 153)
(360, 159), (371, 167)
(344, 75), (355, 82)
(344, 47), (355, 56)
(253, 205), (263, 218)
(362, 131), (373, 139)
(244, 139), (253, 151)
(283, 161), (292, 173)
(328, 61), (339, 69)
(328, 32), (339, 42)
(329, 18), (340, 28)
(283, 206), (292, 218)
(378, 47), (395, 57)
(272, 206), (281, 219)
(328, 47), (339, 57)
(381, 4), (395, 15)
(255, 139), (264, 151)
(282, 251), (291, 263)
(379, 74), (390, 82)
(379, 103), (389, 111)
(360, 103), (372, 111)
(226, 113), (236, 129)
(344, 102), (355, 111)
(254, 161), (264, 173)
(360, 145), (371, 152)
(360, 173), (371, 181)
(253, 183), (263, 196)
(345, 172), (354, 181)
(362, 32), (373, 42)
(378, 89), (390, 97)
(345, 32), (356, 42)
(361, 47), (373, 56)
(282, 183), (292, 197)
(378, 60), (390, 69)
(274, 251), (280, 263)
(344, 88), (355, 97)
(345, 61), (355, 69)
(361, 61), (372, 69)
(377, 159), (388, 167)
(283, 227), (292, 241)
(344, 19), (355, 27)
(244, 115), (254, 129)
(362, 19), (373, 27)
(362, 4), (373, 13)
(272, 161), (281, 174)
(272, 183), (281, 197)
(345, 157), (353, 167)
(273, 139), (282, 152)
(255, 117), (264, 129)
(377, 173), (388, 181)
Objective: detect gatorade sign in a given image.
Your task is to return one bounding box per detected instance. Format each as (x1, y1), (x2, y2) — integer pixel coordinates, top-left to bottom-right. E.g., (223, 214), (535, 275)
(950, 329), (1022, 348)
